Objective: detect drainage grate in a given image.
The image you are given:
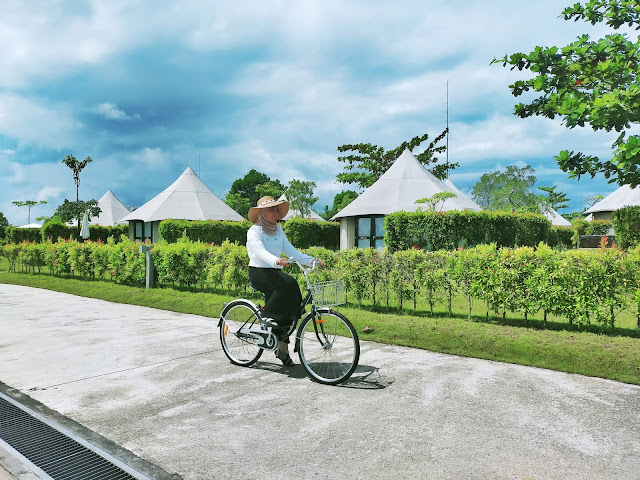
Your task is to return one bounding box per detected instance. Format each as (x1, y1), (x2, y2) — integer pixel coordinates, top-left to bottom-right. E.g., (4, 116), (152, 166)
(0, 393), (150, 479)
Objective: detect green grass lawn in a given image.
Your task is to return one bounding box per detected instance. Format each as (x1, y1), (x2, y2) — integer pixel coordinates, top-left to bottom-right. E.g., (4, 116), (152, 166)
(1, 256), (639, 385)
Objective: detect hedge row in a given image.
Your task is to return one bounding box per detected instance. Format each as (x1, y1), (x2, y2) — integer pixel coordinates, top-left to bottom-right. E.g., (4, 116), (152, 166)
(4, 219), (128, 244)
(384, 210), (555, 252)
(2, 236), (145, 285)
(157, 218), (339, 249)
(4, 239), (639, 329)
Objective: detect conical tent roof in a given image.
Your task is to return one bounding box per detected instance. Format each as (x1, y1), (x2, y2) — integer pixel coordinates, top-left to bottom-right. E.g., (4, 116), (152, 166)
(542, 206), (572, 226)
(278, 194), (325, 221)
(91, 190), (131, 226)
(121, 167), (244, 222)
(583, 185), (640, 214)
(332, 149), (481, 219)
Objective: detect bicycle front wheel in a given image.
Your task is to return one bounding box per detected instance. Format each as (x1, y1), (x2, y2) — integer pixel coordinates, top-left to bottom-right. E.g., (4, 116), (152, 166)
(297, 308), (360, 385)
(219, 299), (264, 366)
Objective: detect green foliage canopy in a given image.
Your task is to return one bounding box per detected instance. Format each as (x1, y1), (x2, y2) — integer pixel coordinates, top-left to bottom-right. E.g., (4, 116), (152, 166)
(471, 165), (543, 212)
(225, 169), (285, 218)
(336, 129), (453, 190)
(322, 190), (358, 220)
(285, 179), (318, 218)
(493, 1), (640, 186)
(538, 186), (570, 211)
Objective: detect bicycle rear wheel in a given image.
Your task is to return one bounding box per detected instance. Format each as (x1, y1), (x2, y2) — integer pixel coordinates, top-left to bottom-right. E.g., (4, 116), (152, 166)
(219, 299), (264, 366)
(297, 308), (360, 385)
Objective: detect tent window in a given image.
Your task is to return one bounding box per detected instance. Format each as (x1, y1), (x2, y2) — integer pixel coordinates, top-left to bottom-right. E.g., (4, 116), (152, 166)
(356, 216), (385, 251)
(133, 221), (153, 242)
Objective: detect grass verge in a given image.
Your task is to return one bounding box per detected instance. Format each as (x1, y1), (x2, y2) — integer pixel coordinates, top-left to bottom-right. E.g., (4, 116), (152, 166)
(1, 266), (639, 385)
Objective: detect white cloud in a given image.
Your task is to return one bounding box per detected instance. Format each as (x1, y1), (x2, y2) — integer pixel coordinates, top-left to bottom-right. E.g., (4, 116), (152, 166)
(0, 93), (79, 149)
(36, 186), (65, 203)
(91, 103), (139, 120)
(131, 147), (171, 168)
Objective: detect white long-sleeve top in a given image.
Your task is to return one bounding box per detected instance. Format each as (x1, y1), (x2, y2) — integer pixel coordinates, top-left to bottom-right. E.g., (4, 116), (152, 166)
(246, 224), (314, 269)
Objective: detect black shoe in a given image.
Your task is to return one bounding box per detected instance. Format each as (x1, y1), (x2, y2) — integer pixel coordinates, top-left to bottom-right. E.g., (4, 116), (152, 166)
(275, 351), (295, 367)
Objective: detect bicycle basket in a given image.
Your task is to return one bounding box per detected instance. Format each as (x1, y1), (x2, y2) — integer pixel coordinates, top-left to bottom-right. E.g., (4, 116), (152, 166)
(310, 280), (346, 307)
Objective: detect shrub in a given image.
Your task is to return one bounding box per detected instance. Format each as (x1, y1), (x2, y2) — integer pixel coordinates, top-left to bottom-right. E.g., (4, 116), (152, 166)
(282, 218), (339, 250)
(384, 210), (551, 252)
(158, 219), (252, 244)
(5, 226), (42, 244)
(612, 206), (640, 250)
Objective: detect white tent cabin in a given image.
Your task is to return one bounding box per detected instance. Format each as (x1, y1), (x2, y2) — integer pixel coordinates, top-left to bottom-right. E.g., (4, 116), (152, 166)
(90, 190), (131, 226)
(278, 194), (325, 221)
(331, 149), (481, 250)
(120, 167), (244, 242)
(545, 208), (572, 227)
(583, 184), (640, 221)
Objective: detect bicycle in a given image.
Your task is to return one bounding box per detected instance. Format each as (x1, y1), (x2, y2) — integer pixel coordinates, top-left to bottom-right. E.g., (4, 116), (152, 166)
(218, 259), (360, 385)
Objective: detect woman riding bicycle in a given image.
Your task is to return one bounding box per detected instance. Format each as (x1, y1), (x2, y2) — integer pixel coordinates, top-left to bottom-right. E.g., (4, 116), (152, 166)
(246, 196), (318, 367)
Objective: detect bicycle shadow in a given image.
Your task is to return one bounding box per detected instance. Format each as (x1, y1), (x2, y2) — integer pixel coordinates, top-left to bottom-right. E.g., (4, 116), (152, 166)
(252, 361), (393, 389)
(338, 364), (393, 390)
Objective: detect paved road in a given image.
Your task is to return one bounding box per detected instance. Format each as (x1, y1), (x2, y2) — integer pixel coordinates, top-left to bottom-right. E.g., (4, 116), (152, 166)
(0, 284), (639, 480)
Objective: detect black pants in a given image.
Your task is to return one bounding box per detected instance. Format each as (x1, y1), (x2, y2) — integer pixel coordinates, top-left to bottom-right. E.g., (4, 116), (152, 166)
(249, 267), (302, 338)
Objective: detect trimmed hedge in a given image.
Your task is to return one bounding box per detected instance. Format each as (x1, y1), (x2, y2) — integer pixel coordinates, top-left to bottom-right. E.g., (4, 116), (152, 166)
(5, 226), (42, 244)
(4, 218), (130, 244)
(158, 219), (252, 245)
(158, 218), (339, 249)
(548, 226), (574, 249)
(281, 217), (339, 249)
(612, 206), (640, 250)
(384, 210), (552, 252)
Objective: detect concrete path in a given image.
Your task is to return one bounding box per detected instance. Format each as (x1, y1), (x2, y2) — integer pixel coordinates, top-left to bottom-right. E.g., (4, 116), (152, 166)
(0, 284), (639, 480)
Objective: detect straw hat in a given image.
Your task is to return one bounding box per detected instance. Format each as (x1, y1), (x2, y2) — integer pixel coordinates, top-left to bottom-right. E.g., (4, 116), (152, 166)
(248, 196), (290, 223)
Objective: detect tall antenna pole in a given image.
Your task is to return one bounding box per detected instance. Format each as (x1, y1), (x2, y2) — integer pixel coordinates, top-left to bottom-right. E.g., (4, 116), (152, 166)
(446, 81), (450, 179)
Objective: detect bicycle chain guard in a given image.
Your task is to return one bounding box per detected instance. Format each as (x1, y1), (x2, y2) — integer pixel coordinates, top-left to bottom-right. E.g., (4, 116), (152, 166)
(238, 327), (278, 351)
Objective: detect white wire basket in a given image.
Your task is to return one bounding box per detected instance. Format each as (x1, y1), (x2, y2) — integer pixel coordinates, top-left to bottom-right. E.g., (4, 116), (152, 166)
(310, 280), (346, 307)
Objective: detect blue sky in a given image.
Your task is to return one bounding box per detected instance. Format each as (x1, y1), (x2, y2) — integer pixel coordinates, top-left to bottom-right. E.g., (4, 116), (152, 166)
(0, 0), (627, 225)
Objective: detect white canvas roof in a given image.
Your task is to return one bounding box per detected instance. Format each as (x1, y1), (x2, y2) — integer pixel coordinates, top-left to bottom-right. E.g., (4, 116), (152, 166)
(121, 167), (244, 222)
(332, 149), (481, 220)
(278, 194), (325, 221)
(91, 190), (131, 226)
(583, 185), (640, 214)
(542, 206), (572, 227)
(17, 223), (42, 228)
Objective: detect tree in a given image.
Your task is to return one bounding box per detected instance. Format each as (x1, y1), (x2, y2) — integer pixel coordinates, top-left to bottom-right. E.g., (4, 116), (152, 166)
(285, 179), (318, 218)
(0, 211), (8, 239)
(62, 154), (93, 201)
(53, 199), (100, 224)
(493, 1), (640, 186)
(538, 186), (570, 211)
(61, 154), (97, 233)
(322, 190), (359, 220)
(415, 192), (457, 211)
(585, 194), (605, 210)
(336, 129), (455, 190)
(12, 200), (47, 224)
(225, 169), (285, 218)
(471, 165), (543, 212)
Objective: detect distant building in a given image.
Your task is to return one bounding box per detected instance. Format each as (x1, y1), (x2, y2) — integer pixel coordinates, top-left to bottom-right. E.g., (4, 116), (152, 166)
(90, 190), (131, 226)
(331, 149), (480, 250)
(584, 185), (640, 221)
(120, 167), (243, 242)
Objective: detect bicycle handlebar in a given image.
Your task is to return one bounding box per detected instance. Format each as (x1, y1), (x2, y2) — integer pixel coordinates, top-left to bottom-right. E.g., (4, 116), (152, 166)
(288, 257), (317, 274)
